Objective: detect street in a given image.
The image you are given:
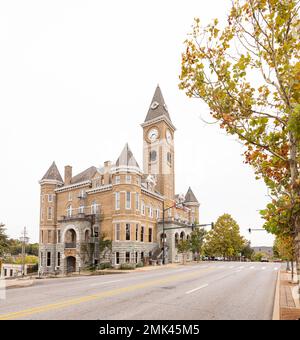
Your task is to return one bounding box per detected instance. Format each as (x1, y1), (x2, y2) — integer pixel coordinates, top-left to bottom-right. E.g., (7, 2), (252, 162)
(0, 262), (279, 320)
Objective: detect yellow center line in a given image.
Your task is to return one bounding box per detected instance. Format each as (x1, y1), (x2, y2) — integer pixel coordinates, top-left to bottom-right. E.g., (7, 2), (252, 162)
(0, 267), (214, 320)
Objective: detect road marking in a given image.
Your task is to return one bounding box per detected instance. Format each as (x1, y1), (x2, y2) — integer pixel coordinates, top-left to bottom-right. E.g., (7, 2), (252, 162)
(250, 266), (255, 269)
(186, 284), (209, 295)
(89, 279), (123, 287)
(0, 268), (213, 320)
(274, 268), (279, 271)
(261, 267), (266, 270)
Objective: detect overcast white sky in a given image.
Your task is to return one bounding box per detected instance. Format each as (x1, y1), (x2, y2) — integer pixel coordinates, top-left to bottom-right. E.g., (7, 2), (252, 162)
(0, 0), (274, 246)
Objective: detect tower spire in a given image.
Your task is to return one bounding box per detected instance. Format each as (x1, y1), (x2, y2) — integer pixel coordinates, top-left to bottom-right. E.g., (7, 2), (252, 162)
(144, 85), (172, 123)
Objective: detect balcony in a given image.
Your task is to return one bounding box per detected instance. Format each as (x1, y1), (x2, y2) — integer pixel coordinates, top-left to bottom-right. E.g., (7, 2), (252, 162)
(65, 242), (77, 249)
(58, 212), (104, 223)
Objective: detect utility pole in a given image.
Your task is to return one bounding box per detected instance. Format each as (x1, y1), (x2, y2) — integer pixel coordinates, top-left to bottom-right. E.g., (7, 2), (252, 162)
(20, 227), (29, 277)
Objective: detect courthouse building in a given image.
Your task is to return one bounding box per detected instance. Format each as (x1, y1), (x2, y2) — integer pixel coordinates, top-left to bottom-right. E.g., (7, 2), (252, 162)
(39, 86), (200, 274)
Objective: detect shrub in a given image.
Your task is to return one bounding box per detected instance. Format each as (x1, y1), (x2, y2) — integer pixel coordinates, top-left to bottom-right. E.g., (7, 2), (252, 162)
(136, 262), (144, 268)
(98, 262), (112, 270)
(120, 263), (136, 270)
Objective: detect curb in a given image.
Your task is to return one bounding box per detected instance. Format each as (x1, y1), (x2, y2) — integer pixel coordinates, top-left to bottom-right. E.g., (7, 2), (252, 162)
(272, 270), (281, 320)
(6, 280), (35, 290)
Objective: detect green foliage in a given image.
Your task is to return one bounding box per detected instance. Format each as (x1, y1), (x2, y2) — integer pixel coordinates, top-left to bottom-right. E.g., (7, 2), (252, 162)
(273, 235), (294, 261)
(241, 241), (254, 260)
(4, 255), (38, 265)
(98, 262), (113, 270)
(120, 263), (136, 270)
(136, 262), (144, 268)
(189, 228), (206, 259)
(99, 233), (112, 254)
(251, 252), (267, 262)
(205, 214), (246, 258)
(179, 0), (300, 242)
(0, 223), (9, 256)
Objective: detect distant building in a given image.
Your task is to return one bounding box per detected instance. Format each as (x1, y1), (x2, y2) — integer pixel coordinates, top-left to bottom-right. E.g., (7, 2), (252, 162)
(252, 246), (273, 258)
(38, 86), (200, 275)
(1, 264), (26, 278)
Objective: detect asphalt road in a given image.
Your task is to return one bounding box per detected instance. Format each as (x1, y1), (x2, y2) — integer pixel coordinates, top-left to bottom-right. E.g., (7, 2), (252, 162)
(0, 262), (279, 320)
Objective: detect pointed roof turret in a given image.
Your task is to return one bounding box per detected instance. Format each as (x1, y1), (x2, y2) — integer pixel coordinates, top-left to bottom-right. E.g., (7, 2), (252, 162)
(185, 187), (199, 204)
(115, 143), (140, 168)
(41, 162), (63, 183)
(144, 85), (172, 123)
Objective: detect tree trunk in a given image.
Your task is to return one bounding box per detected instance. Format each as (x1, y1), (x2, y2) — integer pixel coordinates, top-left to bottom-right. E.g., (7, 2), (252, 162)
(288, 131), (300, 286)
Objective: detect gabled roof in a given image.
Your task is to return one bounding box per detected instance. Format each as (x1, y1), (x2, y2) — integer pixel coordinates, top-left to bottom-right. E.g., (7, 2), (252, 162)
(144, 85), (172, 123)
(41, 162), (63, 182)
(70, 166), (98, 184)
(185, 187), (199, 203)
(116, 143), (140, 168)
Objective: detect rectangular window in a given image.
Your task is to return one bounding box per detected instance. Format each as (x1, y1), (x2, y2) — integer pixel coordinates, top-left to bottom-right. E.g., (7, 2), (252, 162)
(126, 224), (131, 241)
(41, 230), (44, 243)
(149, 228), (153, 243)
(4, 269), (7, 277)
(135, 252), (138, 264)
(48, 230), (52, 243)
(156, 208), (160, 219)
(149, 205), (153, 218)
(68, 192), (72, 201)
(126, 175), (131, 184)
(141, 226), (144, 242)
(57, 230), (61, 243)
(47, 207), (53, 220)
(57, 252), (61, 267)
(115, 176), (120, 184)
(126, 252), (130, 263)
(126, 192), (131, 209)
(135, 193), (139, 210)
(10, 269), (13, 277)
(47, 252), (51, 267)
(115, 224), (121, 241)
(48, 194), (53, 202)
(116, 252), (120, 265)
(115, 192), (120, 210)
(141, 202), (145, 215)
(141, 252), (144, 261)
(135, 224), (139, 241)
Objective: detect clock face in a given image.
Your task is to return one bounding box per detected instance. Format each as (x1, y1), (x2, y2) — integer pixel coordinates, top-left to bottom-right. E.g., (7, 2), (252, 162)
(166, 129), (172, 144)
(148, 128), (159, 143)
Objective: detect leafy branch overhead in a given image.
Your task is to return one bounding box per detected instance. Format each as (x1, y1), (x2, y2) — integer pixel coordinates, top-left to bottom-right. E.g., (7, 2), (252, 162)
(180, 0), (300, 238)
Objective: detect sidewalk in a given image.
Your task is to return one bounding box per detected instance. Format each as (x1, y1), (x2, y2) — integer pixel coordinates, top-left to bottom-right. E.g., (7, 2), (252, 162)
(3, 277), (35, 290)
(274, 270), (300, 320)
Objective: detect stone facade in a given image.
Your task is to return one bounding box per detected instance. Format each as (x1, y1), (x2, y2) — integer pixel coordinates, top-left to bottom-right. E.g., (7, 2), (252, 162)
(38, 86), (200, 275)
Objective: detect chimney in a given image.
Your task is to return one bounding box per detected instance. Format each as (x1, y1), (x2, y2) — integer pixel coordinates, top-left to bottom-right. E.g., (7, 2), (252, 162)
(103, 161), (111, 185)
(64, 165), (72, 185)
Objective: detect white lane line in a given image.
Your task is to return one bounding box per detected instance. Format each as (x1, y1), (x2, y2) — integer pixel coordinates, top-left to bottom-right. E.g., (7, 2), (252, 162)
(274, 267), (279, 271)
(89, 279), (124, 287)
(186, 284), (209, 295)
(250, 266), (255, 269)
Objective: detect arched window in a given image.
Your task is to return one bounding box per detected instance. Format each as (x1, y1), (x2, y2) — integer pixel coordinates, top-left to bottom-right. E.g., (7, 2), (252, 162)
(175, 233), (179, 245)
(67, 205), (72, 217)
(180, 231), (185, 240)
(85, 230), (90, 242)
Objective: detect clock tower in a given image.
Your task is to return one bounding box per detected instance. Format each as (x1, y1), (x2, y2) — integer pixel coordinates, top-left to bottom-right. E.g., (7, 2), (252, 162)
(141, 85), (176, 199)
